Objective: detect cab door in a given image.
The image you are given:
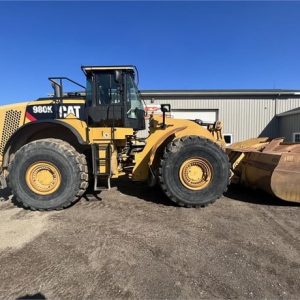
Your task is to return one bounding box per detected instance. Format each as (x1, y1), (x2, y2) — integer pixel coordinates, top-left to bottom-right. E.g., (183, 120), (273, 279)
(86, 71), (124, 127)
(124, 73), (145, 131)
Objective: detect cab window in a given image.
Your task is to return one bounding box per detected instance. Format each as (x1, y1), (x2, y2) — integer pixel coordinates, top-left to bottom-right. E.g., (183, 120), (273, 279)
(126, 74), (143, 119)
(96, 72), (121, 105)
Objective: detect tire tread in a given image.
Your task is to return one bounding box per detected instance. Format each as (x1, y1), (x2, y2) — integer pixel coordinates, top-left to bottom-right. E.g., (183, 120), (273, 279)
(158, 136), (230, 208)
(8, 138), (89, 211)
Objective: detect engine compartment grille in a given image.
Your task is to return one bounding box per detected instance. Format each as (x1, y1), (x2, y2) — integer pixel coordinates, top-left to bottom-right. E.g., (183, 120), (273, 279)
(0, 110), (22, 155)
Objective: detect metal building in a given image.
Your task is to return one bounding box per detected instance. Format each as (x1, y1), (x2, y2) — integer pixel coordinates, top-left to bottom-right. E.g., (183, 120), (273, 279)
(278, 108), (300, 142)
(140, 90), (300, 143)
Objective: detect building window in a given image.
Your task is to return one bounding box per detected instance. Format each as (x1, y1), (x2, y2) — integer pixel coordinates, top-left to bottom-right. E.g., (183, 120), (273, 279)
(293, 132), (300, 142)
(224, 134), (233, 145)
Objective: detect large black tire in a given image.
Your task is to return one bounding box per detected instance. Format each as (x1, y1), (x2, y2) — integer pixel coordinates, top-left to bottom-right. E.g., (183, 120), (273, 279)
(8, 139), (89, 210)
(159, 136), (230, 207)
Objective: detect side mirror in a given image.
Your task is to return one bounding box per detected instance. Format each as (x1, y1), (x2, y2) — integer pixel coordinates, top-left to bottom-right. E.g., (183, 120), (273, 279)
(115, 70), (122, 83)
(160, 104), (171, 113)
(160, 104), (171, 128)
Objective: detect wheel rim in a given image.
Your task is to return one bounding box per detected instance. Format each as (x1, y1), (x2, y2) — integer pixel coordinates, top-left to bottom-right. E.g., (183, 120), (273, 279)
(179, 157), (213, 190)
(25, 161), (61, 195)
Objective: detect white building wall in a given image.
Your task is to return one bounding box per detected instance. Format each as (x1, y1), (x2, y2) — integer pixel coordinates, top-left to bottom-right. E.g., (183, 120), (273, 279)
(140, 93), (300, 142)
(276, 98), (300, 114)
(142, 97), (279, 142)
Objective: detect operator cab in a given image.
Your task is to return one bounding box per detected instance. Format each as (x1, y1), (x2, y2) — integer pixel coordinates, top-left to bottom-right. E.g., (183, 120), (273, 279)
(82, 65), (145, 131)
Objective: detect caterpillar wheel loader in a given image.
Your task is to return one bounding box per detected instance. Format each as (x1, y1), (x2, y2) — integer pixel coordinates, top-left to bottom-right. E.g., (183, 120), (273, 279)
(0, 65), (230, 210)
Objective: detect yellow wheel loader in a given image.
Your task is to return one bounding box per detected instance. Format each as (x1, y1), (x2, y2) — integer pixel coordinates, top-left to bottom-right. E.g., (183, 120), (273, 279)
(0, 66), (229, 210)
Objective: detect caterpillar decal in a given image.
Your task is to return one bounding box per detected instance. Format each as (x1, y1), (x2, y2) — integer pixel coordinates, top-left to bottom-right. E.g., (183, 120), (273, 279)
(26, 104), (85, 122)
(59, 105), (81, 118)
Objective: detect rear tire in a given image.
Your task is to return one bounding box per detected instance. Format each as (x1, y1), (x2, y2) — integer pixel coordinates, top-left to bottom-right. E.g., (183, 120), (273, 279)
(8, 139), (89, 210)
(159, 136), (229, 207)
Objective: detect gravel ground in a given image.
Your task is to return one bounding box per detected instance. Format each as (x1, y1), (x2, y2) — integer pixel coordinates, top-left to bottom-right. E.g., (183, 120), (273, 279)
(0, 180), (299, 300)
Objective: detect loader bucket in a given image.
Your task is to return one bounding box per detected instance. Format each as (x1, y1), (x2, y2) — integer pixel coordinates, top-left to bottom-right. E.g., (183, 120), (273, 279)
(271, 152), (300, 203)
(227, 138), (300, 203)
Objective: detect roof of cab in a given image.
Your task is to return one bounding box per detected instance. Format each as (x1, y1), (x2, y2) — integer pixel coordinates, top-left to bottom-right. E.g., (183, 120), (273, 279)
(81, 65), (136, 74)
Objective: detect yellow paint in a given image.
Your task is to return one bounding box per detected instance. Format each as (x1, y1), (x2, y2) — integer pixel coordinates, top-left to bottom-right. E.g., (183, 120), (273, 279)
(60, 119), (88, 141)
(111, 146), (119, 177)
(148, 126), (187, 166)
(228, 137), (270, 151)
(25, 161), (61, 195)
(179, 157), (213, 190)
(88, 127), (134, 142)
(0, 102), (27, 164)
(132, 115), (224, 181)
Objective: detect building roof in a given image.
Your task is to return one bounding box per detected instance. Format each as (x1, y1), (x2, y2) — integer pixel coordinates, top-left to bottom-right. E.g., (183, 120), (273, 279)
(141, 89), (300, 97)
(277, 107), (300, 117)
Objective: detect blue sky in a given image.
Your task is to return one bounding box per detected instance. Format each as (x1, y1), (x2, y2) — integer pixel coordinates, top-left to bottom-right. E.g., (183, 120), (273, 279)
(0, 1), (300, 104)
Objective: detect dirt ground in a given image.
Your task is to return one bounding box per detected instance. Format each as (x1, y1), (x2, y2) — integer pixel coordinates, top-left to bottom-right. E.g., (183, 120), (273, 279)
(0, 180), (299, 300)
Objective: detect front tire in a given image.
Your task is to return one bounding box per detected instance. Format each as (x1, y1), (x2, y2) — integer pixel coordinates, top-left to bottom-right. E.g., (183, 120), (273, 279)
(159, 136), (229, 207)
(8, 139), (89, 210)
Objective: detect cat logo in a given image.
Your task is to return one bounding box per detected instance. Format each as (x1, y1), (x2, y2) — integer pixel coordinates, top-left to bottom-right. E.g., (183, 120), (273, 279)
(59, 106), (81, 118)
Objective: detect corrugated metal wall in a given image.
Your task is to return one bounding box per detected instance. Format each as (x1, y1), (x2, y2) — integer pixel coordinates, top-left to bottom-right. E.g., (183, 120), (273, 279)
(141, 95), (300, 142)
(276, 98), (300, 114)
(279, 113), (300, 142)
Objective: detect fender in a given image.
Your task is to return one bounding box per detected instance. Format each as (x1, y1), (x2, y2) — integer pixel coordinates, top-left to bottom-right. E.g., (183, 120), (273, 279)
(148, 126), (187, 166)
(133, 115), (223, 182)
(132, 125), (187, 181)
(2, 119), (87, 168)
